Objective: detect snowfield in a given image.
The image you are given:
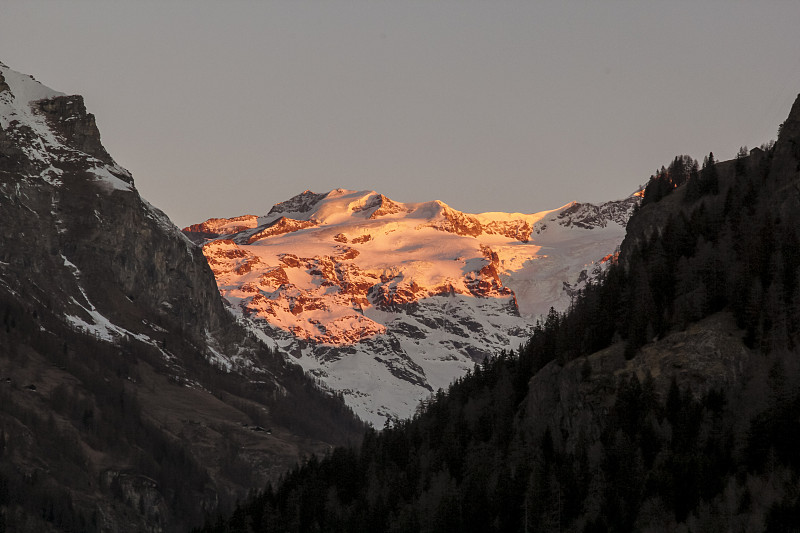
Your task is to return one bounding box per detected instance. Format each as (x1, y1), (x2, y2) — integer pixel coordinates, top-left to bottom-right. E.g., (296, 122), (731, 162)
(192, 188), (639, 425)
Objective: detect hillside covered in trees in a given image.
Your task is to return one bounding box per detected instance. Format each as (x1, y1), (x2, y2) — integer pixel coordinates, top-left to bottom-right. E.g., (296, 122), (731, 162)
(200, 94), (800, 533)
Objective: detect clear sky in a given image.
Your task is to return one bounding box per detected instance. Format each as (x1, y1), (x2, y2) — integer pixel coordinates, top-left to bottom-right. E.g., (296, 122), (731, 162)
(3, 2), (800, 228)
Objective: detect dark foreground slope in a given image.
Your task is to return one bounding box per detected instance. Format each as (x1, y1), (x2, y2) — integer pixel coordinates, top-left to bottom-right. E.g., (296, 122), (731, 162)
(0, 63), (364, 532)
(204, 94), (800, 533)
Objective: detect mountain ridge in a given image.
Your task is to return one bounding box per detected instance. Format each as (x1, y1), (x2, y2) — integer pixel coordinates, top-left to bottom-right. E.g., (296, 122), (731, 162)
(0, 61), (364, 531)
(184, 188), (639, 424)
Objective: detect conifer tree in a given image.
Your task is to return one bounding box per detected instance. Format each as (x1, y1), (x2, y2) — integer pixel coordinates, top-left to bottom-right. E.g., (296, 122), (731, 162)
(700, 152), (719, 195)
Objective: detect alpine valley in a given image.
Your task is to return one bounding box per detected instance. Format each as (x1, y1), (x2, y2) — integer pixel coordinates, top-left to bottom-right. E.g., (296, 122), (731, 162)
(185, 189), (639, 424)
(6, 57), (800, 533)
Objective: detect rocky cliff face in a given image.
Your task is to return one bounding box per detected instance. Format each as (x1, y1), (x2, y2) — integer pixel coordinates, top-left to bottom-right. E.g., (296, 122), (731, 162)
(0, 61), (363, 532)
(770, 92), (800, 217)
(187, 188), (640, 424)
(0, 61), (229, 361)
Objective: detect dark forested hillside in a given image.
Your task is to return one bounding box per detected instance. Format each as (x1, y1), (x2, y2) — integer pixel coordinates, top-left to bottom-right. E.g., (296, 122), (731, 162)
(201, 94), (800, 533)
(0, 285), (365, 532)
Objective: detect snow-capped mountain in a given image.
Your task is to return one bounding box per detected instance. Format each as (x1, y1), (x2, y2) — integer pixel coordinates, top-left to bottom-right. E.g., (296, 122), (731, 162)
(186, 188), (640, 424)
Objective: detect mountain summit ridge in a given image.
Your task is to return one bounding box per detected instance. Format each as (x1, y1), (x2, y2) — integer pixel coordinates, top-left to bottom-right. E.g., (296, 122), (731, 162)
(186, 188), (639, 424)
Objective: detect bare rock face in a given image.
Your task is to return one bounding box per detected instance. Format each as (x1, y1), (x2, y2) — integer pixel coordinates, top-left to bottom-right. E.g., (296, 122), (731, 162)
(38, 95), (115, 165)
(0, 61), (234, 355)
(555, 197), (640, 229)
(365, 194), (410, 219)
(183, 214), (259, 243)
(58, 180), (228, 340)
(420, 203), (537, 242)
(769, 93), (800, 221)
(0, 145), (226, 354)
(0, 126), (29, 174)
(267, 189), (327, 216)
(774, 93), (800, 172)
(245, 217), (319, 243)
(0, 61), (237, 531)
(0, 69), (9, 93)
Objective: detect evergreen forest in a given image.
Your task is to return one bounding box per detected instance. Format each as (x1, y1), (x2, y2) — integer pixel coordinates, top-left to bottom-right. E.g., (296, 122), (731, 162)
(199, 100), (800, 532)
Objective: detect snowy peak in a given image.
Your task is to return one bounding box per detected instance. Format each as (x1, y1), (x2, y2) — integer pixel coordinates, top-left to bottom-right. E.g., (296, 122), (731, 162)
(0, 61), (65, 108)
(0, 61), (132, 190)
(266, 189), (328, 218)
(262, 189), (411, 225)
(188, 188), (639, 424)
(189, 189), (582, 246)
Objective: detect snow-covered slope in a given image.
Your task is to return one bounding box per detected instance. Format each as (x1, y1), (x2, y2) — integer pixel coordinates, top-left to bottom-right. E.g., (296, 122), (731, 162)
(188, 188), (640, 425)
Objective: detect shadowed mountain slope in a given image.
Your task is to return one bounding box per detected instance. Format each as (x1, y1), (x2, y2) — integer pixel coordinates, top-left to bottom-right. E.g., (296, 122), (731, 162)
(0, 62), (364, 532)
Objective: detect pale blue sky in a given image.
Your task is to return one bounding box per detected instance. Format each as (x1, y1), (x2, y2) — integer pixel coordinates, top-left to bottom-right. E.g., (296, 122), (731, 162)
(2, 2), (800, 228)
